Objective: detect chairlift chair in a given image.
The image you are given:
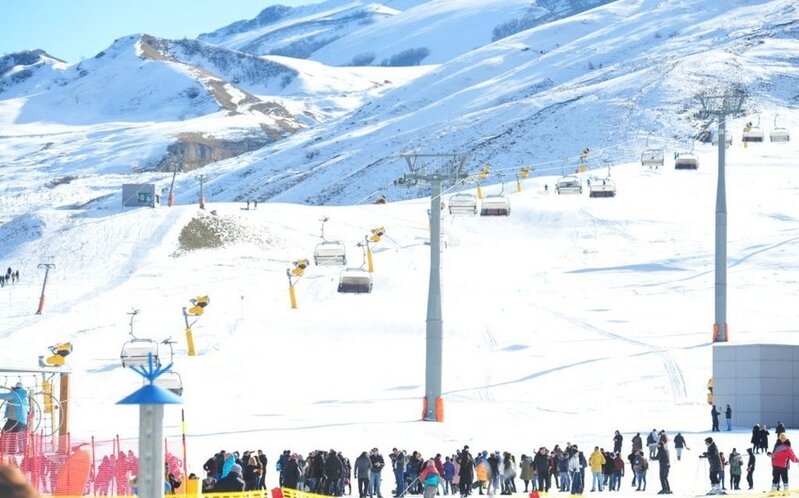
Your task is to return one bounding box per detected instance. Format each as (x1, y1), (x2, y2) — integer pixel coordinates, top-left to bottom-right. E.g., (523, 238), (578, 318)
(314, 217), (347, 266)
(449, 193), (478, 215)
(589, 177), (617, 198)
(555, 175), (583, 195)
(153, 370), (183, 396)
(640, 149), (665, 168)
(711, 133), (732, 146)
(771, 128), (790, 142)
(120, 339), (161, 368)
(337, 269), (373, 294)
(674, 153), (699, 170)
(770, 115), (790, 142)
(480, 195), (511, 216)
(314, 242), (347, 266)
(742, 119), (764, 143)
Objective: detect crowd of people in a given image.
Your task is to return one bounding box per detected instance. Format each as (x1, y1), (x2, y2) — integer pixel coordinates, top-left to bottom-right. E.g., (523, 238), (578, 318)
(200, 449), (269, 493)
(0, 267), (20, 287)
(258, 427), (796, 498)
(2, 424), (797, 497)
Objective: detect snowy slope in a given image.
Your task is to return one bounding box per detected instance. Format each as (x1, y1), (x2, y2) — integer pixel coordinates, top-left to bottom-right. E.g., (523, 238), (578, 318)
(198, 1), (399, 59)
(184, 0), (799, 205)
(311, 0), (615, 66)
(1, 134), (798, 494)
(0, 50), (68, 97)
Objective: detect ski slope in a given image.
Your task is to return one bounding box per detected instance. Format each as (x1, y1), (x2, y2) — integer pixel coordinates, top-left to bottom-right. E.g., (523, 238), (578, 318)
(1, 132), (798, 494)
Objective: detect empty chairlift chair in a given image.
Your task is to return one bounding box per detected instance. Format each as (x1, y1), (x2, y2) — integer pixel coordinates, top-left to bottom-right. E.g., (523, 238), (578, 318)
(337, 269), (373, 294)
(771, 116), (790, 142)
(120, 338), (160, 368)
(674, 153), (699, 170)
(314, 217), (347, 266)
(448, 193), (478, 215)
(555, 175), (583, 195)
(154, 370), (183, 396)
(640, 149), (664, 168)
(480, 195), (511, 216)
(589, 177), (617, 198)
(314, 241), (347, 266)
(771, 128), (790, 142)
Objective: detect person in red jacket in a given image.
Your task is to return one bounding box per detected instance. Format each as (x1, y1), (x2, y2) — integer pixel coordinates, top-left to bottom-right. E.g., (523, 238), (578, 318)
(768, 433), (798, 491)
(420, 460), (441, 498)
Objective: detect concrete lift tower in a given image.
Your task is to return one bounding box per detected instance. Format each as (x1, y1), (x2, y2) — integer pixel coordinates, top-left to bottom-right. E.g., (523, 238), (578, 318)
(395, 153), (469, 421)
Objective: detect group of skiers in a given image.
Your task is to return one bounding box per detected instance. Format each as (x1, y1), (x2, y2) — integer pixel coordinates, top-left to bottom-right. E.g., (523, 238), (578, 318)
(0, 267), (19, 287)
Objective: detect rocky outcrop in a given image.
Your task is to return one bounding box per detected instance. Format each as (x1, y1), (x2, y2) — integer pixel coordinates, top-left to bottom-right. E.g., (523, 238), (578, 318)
(155, 132), (275, 172)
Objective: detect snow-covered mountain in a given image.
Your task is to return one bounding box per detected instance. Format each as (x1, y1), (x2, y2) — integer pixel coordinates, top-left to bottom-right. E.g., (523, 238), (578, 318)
(0, 50), (67, 96)
(198, 1), (399, 59)
(174, 0), (799, 205)
(2, 0), (799, 211)
(311, 0), (616, 66)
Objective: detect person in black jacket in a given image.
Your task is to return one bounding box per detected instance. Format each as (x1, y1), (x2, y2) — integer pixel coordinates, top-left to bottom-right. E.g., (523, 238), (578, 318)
(257, 450), (268, 490)
(776, 422), (786, 436)
(282, 456), (301, 490)
(725, 405), (733, 432)
(325, 450), (344, 496)
(711, 406), (720, 432)
(533, 447), (551, 492)
(673, 434), (688, 461)
(751, 425), (762, 454)
(700, 437), (722, 494)
(654, 442), (671, 494)
(458, 447), (475, 497)
(745, 448), (755, 490)
(216, 464), (246, 492)
(613, 431), (623, 455)
(632, 433), (642, 453)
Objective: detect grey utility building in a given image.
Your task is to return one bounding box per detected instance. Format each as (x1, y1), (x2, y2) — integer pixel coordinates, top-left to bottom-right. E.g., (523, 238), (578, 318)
(122, 183), (160, 208)
(712, 344), (799, 428)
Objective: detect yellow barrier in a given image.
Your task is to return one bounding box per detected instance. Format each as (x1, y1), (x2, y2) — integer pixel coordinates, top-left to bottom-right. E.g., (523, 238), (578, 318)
(46, 489), (799, 498)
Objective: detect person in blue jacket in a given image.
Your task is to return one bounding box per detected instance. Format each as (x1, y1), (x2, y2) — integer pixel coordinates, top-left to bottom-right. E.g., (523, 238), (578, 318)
(0, 383), (29, 453)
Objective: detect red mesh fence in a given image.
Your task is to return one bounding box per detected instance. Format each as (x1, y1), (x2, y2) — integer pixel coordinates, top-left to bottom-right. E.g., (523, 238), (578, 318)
(0, 430), (185, 496)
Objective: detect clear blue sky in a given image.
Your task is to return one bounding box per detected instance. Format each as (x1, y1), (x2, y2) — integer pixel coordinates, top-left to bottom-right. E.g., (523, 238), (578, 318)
(0, 0), (316, 62)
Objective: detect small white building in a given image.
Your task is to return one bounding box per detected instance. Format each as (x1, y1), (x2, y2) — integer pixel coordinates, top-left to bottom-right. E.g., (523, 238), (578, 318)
(122, 184), (160, 208)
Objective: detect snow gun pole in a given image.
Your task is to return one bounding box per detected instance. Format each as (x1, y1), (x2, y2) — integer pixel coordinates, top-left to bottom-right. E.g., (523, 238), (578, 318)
(181, 409), (188, 498)
(182, 308), (196, 357)
(197, 174), (206, 210)
(366, 237), (375, 273)
(287, 270), (298, 309)
(168, 163), (178, 207)
(35, 263), (55, 315)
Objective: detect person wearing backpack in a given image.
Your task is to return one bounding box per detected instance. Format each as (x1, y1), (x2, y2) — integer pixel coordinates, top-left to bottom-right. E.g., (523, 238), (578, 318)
(420, 460), (441, 498)
(633, 450), (648, 491)
(647, 430), (658, 459)
(729, 449), (742, 490)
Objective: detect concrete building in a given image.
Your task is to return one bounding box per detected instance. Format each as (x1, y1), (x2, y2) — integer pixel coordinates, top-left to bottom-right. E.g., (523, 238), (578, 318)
(122, 184), (160, 208)
(712, 344), (799, 428)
